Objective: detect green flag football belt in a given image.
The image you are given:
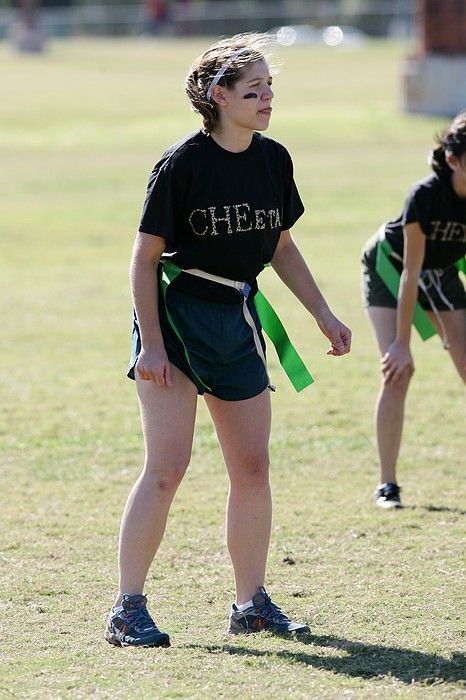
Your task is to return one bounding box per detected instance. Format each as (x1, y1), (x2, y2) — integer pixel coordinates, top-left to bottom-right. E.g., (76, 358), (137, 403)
(375, 236), (466, 347)
(457, 256), (466, 275)
(375, 238), (436, 341)
(160, 260), (314, 393)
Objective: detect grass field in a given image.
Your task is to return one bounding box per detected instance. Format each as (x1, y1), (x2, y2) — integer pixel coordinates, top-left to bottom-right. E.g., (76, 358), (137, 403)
(0, 37), (465, 699)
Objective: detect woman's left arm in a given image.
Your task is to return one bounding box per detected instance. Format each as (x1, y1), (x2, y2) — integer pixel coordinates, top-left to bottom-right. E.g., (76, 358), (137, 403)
(271, 230), (352, 356)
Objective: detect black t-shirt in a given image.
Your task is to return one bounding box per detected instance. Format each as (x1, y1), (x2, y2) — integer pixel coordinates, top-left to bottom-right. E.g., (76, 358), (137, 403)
(139, 130), (305, 302)
(384, 172), (466, 269)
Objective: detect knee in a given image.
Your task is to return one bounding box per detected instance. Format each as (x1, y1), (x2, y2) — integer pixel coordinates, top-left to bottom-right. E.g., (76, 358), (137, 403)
(230, 452), (270, 488)
(382, 366), (413, 395)
(143, 456), (190, 493)
(155, 469), (186, 493)
(399, 364), (414, 387)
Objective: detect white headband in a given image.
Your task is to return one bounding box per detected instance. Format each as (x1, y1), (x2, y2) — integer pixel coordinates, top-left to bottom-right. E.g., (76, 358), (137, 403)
(206, 47), (249, 101)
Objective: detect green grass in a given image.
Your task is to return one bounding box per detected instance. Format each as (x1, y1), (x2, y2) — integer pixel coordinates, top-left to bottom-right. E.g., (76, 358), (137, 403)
(0, 38), (464, 699)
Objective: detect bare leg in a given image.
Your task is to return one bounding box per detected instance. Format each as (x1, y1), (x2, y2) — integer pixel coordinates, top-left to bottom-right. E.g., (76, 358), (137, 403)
(115, 365), (198, 606)
(204, 389), (272, 605)
(426, 309), (466, 384)
(366, 307), (413, 485)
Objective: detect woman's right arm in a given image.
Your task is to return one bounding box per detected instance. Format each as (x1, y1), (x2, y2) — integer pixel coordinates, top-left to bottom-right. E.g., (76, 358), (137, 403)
(381, 222), (425, 384)
(130, 231), (172, 386)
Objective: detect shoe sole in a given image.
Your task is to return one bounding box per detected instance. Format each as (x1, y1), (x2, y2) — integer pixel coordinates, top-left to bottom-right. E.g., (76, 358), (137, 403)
(105, 630), (171, 648)
(375, 498), (403, 509)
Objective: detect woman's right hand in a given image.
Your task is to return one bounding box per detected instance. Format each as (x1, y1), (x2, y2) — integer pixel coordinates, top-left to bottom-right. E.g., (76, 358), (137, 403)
(136, 346), (173, 386)
(380, 340), (414, 385)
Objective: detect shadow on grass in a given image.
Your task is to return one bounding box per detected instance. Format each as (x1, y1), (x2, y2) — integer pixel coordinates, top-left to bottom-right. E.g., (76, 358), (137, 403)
(400, 505), (466, 515)
(419, 505), (466, 515)
(184, 635), (465, 685)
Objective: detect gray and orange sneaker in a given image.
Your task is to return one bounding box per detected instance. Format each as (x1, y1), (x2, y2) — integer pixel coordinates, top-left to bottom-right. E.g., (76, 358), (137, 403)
(228, 587), (310, 636)
(105, 593), (170, 648)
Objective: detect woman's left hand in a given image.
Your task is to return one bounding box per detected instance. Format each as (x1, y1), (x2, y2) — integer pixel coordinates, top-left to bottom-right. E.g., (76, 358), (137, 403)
(316, 310), (352, 356)
(270, 230), (351, 356)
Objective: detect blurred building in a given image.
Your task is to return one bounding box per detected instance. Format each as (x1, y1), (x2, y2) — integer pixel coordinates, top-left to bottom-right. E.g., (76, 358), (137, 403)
(403, 0), (466, 116)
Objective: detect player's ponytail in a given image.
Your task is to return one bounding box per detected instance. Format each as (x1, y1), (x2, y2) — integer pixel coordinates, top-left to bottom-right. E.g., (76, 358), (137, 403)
(430, 112), (466, 174)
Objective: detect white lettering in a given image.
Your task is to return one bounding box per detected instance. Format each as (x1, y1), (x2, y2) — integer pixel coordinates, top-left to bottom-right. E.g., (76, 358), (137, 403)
(431, 220), (466, 242)
(255, 209), (266, 230)
(234, 203), (252, 232)
(189, 209), (208, 235)
(188, 203), (283, 235)
(209, 206), (233, 235)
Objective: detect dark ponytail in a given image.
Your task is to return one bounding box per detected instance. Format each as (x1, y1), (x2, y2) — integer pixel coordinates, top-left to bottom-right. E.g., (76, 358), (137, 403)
(430, 112), (466, 174)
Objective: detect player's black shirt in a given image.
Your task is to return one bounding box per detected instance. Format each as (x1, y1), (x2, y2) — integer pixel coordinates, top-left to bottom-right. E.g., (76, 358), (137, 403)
(139, 130), (305, 302)
(384, 171), (466, 269)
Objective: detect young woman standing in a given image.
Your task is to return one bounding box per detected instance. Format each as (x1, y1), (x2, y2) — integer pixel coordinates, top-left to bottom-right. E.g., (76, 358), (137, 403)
(106, 33), (351, 648)
(361, 113), (466, 509)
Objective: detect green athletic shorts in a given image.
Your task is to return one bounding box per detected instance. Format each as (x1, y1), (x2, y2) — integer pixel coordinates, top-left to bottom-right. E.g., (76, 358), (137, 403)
(361, 232), (466, 310)
(127, 287), (269, 401)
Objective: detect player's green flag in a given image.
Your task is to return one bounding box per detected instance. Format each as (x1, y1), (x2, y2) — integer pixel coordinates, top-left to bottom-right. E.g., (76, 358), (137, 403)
(375, 239), (436, 341)
(161, 260), (313, 392)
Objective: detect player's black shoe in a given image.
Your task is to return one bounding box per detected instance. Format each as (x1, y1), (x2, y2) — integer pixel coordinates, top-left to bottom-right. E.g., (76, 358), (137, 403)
(228, 587), (310, 636)
(373, 482), (403, 509)
(105, 593), (170, 647)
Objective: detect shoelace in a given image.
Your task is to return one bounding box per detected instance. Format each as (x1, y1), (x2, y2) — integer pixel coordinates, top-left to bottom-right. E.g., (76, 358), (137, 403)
(123, 604), (155, 631)
(383, 485), (399, 497)
(256, 597), (291, 624)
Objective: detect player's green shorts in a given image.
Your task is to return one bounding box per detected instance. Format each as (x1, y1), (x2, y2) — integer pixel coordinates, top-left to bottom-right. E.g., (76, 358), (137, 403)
(361, 232), (466, 310)
(128, 287), (269, 401)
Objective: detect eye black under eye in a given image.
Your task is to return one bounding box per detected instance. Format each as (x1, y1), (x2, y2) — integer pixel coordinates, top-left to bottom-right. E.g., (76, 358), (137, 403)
(243, 92), (258, 99)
